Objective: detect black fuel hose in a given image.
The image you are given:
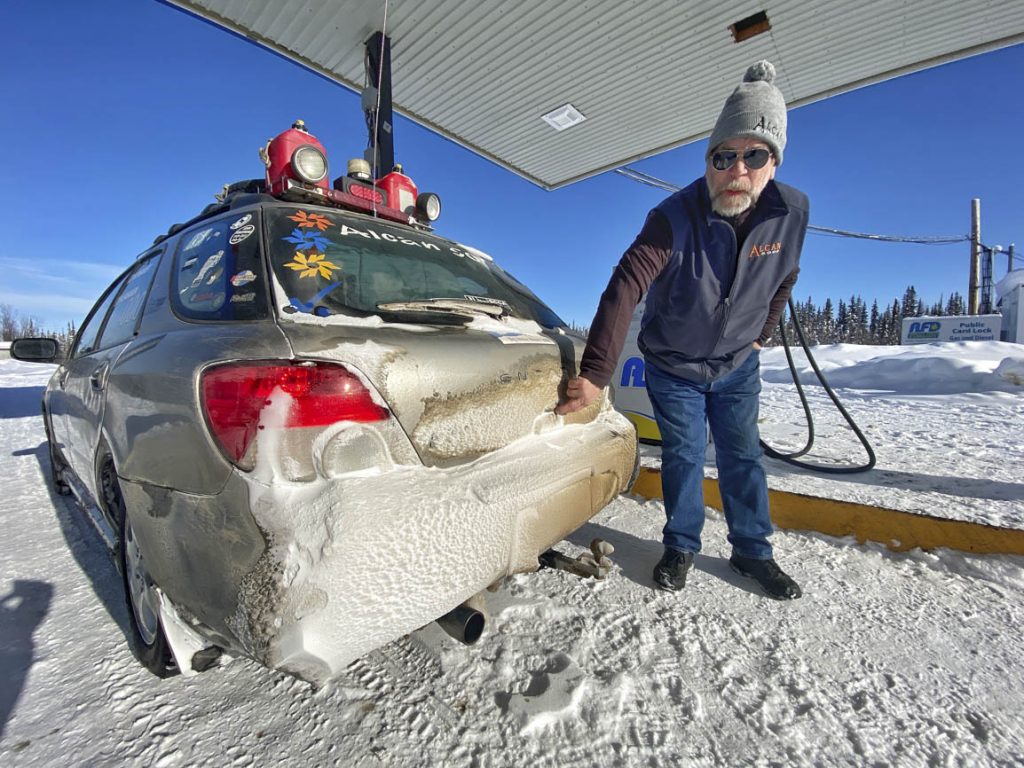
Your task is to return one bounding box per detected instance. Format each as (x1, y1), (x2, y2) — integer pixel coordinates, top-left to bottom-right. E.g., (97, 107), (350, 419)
(759, 297), (876, 473)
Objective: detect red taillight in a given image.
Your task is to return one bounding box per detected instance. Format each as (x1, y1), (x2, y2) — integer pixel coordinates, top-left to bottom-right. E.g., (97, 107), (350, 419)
(201, 362), (388, 467)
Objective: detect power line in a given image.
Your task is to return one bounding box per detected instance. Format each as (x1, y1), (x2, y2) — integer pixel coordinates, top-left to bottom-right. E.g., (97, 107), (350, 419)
(614, 166), (970, 246)
(806, 225), (967, 244)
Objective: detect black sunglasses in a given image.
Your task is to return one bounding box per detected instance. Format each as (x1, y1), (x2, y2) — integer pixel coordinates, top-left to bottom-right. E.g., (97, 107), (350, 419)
(711, 147), (772, 171)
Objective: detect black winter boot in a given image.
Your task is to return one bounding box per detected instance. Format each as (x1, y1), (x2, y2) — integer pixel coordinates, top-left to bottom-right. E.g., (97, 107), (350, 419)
(729, 554), (802, 600)
(653, 548), (694, 592)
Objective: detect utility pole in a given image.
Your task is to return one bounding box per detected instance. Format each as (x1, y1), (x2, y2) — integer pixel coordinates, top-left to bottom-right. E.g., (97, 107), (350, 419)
(1009, 243), (1016, 272)
(969, 198), (981, 315)
(981, 246), (996, 314)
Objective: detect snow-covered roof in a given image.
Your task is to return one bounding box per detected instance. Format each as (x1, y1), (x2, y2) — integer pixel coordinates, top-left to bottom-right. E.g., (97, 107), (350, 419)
(162, 0), (1024, 188)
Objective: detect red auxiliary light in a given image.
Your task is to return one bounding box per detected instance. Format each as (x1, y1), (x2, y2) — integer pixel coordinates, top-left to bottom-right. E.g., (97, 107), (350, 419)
(201, 361), (388, 468)
(346, 182), (386, 205)
(324, 187), (411, 225)
(375, 165), (418, 214)
(262, 120), (330, 197)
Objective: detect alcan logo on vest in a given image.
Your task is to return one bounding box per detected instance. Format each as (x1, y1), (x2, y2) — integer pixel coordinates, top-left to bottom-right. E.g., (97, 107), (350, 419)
(749, 241), (782, 259)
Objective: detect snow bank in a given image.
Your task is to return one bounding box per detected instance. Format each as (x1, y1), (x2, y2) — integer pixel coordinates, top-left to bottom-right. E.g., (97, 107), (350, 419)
(761, 341), (1024, 394)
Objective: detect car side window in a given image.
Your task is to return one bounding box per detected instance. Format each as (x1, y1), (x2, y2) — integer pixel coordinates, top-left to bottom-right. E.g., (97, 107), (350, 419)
(172, 212), (268, 322)
(73, 279), (125, 358)
(97, 253), (162, 349)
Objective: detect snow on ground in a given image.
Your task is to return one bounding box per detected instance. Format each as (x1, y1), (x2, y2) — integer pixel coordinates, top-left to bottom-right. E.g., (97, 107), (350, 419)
(640, 341), (1024, 530)
(2, 347), (1024, 766)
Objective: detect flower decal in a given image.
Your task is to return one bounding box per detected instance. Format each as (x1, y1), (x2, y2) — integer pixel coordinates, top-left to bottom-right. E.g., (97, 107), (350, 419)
(288, 210), (333, 231)
(283, 227), (331, 252)
(285, 252), (339, 279)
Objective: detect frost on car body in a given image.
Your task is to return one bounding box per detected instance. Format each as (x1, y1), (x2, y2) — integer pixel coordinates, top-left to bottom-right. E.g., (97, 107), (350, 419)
(16, 121), (638, 682)
(231, 398), (633, 683)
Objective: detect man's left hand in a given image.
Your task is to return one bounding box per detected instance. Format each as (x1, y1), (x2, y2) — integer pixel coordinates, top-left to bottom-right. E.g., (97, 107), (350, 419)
(555, 376), (601, 415)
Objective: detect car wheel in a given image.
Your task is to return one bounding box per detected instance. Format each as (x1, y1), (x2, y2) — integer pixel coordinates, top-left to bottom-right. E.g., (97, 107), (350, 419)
(101, 457), (178, 678)
(43, 409), (71, 496)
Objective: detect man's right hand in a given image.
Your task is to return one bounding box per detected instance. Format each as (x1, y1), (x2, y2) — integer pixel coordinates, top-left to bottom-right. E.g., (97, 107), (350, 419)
(555, 376), (602, 415)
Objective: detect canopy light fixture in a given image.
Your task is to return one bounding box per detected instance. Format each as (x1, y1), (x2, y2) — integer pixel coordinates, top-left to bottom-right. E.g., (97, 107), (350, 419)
(541, 103), (587, 132)
(730, 11), (771, 43)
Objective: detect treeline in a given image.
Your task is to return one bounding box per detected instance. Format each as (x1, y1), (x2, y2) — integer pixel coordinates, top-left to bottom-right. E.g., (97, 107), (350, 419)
(1, 304), (77, 353)
(570, 286), (968, 346)
(764, 285), (967, 346)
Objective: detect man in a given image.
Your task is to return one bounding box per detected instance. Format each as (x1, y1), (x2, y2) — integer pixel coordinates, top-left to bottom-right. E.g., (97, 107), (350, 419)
(555, 60), (807, 600)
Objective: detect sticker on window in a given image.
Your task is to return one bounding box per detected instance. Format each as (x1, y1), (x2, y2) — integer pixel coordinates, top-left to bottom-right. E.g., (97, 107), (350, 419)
(184, 228), (215, 251)
(284, 252), (339, 279)
(230, 270), (257, 287)
(288, 211), (333, 231)
(190, 251), (223, 287)
(229, 224), (255, 245)
(283, 228), (331, 252)
(230, 214), (252, 230)
(189, 291), (225, 309)
(230, 292), (256, 303)
(288, 283), (340, 315)
(337, 223), (443, 251)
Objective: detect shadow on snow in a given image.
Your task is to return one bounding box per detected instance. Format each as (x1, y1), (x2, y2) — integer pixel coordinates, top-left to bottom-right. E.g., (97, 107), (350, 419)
(0, 387), (44, 420)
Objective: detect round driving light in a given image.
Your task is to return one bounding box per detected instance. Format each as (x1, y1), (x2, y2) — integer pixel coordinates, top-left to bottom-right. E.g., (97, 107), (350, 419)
(347, 158), (372, 180)
(292, 145), (328, 183)
(416, 192), (441, 222)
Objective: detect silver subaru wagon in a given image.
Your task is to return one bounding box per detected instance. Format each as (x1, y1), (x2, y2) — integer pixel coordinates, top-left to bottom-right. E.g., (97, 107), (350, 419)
(14, 185), (637, 683)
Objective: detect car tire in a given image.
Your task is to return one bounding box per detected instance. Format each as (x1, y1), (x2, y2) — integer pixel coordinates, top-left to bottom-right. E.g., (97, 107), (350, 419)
(100, 457), (178, 678)
(43, 409), (71, 496)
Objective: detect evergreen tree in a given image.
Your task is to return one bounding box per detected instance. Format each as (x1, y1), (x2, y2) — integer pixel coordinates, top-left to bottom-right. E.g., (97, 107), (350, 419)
(901, 286), (919, 318)
(889, 298), (902, 344)
(946, 292), (965, 315)
(821, 298), (835, 342)
(835, 300), (845, 342)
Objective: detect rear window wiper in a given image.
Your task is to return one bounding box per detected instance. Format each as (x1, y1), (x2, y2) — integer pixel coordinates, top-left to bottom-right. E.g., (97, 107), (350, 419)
(376, 298), (508, 318)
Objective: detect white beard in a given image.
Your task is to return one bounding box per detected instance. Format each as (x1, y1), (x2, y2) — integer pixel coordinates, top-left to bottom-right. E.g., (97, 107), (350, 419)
(711, 191), (754, 217)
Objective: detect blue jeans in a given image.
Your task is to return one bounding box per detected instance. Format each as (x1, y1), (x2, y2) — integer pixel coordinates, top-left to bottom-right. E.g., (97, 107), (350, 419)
(645, 350), (773, 559)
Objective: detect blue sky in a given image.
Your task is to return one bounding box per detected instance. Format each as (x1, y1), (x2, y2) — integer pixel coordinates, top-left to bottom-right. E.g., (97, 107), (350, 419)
(2, 1), (1022, 331)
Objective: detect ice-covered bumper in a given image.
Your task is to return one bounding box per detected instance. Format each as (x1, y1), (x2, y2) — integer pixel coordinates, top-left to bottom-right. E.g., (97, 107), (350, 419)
(233, 406), (637, 682)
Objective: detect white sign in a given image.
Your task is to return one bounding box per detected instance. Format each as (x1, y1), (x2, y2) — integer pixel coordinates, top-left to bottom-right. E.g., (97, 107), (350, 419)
(611, 301), (662, 442)
(900, 315), (1001, 344)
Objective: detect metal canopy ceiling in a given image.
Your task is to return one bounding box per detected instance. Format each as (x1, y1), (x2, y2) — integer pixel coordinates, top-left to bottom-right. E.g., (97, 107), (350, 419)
(165, 0), (1024, 189)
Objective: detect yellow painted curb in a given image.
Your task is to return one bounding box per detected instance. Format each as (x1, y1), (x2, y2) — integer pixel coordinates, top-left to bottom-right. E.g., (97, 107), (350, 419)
(630, 467), (1024, 556)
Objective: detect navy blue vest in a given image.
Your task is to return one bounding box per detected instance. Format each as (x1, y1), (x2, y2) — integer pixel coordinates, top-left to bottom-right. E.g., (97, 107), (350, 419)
(640, 177), (809, 383)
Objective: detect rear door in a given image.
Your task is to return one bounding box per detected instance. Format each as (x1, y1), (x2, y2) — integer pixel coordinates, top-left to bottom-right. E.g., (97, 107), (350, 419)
(264, 205), (587, 467)
(58, 253), (162, 498)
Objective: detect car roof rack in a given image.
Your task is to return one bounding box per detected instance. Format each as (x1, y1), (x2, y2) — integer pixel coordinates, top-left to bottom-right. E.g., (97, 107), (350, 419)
(151, 180), (273, 246)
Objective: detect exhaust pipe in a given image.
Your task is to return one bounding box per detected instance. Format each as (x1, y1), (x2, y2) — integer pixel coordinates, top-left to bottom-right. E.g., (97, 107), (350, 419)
(435, 593), (487, 645)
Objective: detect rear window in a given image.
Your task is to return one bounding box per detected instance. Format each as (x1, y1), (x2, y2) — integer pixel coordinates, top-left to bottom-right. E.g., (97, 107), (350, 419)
(171, 212), (268, 322)
(265, 206), (564, 327)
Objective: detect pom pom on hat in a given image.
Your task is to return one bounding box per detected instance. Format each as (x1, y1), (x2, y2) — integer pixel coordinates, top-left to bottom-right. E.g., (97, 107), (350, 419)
(743, 60), (776, 84)
(707, 60), (788, 165)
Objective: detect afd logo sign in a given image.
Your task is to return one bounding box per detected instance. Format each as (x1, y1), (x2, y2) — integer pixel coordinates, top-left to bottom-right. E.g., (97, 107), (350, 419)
(907, 321), (941, 340)
(619, 356), (646, 387)
(900, 315), (1001, 344)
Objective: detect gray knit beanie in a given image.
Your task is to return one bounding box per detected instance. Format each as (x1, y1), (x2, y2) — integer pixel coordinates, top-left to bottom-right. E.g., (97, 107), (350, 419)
(706, 60), (787, 165)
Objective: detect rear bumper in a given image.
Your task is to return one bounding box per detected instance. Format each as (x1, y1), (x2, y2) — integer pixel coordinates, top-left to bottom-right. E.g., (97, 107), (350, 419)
(231, 404), (637, 682)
